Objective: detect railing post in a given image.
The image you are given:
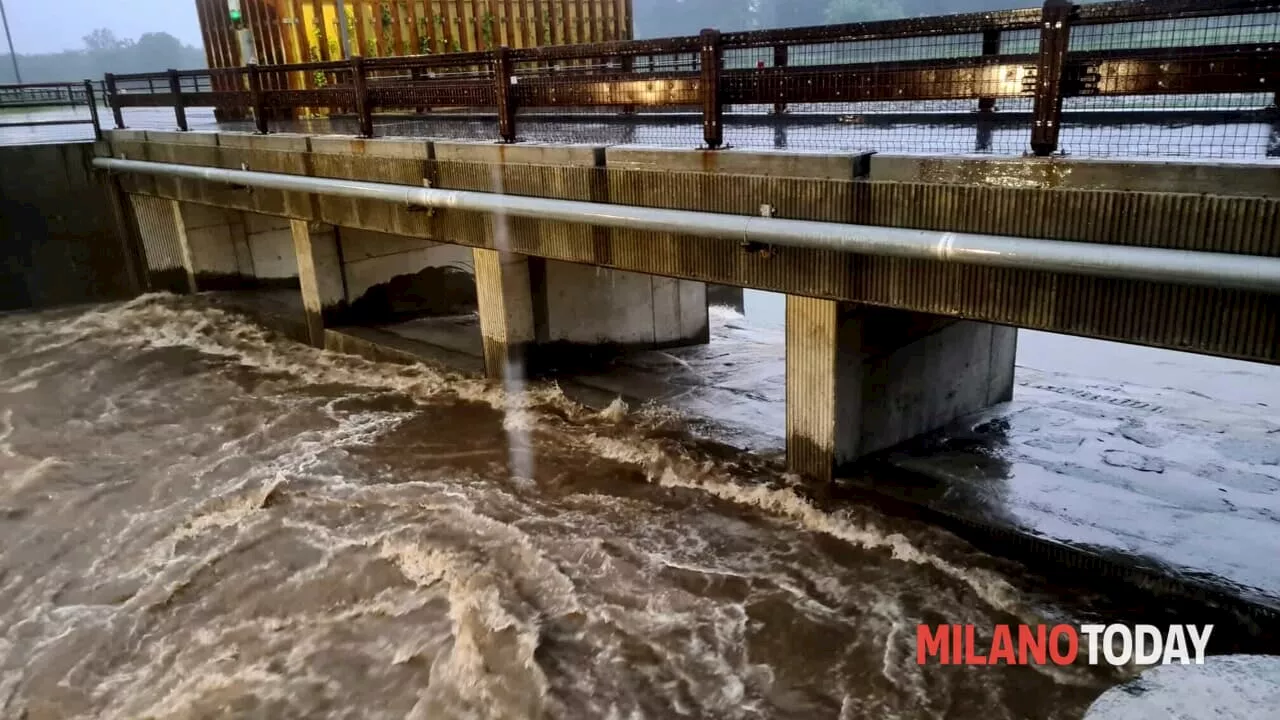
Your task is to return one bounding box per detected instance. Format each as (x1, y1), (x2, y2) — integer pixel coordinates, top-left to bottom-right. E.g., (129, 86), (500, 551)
(494, 46), (517, 143)
(168, 69), (189, 132)
(103, 73), (125, 129)
(621, 55), (636, 114)
(979, 28), (1000, 113)
(773, 45), (788, 115)
(247, 64), (269, 134)
(350, 55), (373, 138)
(1030, 0), (1074, 156)
(700, 28), (724, 149)
(84, 79), (103, 141)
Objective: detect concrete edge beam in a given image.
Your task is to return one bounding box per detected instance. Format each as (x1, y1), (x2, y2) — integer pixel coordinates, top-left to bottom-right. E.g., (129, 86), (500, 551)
(144, 130), (219, 146)
(607, 146), (874, 180)
(435, 140), (605, 167)
(870, 154), (1280, 197)
(216, 132), (311, 153)
(309, 135), (432, 160)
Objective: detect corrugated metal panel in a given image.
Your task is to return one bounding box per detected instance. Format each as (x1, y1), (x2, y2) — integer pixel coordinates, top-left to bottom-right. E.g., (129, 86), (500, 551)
(786, 295), (837, 484)
(129, 195), (185, 274)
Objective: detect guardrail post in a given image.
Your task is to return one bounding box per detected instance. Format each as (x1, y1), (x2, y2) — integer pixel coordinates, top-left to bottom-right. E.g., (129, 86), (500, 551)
(351, 55), (373, 138)
(84, 79), (103, 141)
(700, 28), (724, 149)
(494, 46), (517, 143)
(1030, 0), (1074, 156)
(621, 55), (636, 114)
(103, 73), (125, 129)
(773, 45), (788, 115)
(247, 64), (269, 134)
(168, 69), (189, 132)
(979, 28), (1000, 113)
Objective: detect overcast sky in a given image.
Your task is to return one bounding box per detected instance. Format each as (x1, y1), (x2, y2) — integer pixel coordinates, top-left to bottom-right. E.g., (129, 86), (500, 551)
(2, 0), (202, 54)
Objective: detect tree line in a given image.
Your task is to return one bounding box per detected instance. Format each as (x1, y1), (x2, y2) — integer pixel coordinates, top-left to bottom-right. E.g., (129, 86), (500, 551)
(0, 29), (206, 85)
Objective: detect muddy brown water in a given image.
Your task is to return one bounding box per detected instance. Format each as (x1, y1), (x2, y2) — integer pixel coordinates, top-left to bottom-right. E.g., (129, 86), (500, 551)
(0, 294), (1227, 719)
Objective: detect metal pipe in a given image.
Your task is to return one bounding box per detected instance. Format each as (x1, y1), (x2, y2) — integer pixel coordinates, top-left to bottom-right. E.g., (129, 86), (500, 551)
(0, 0), (21, 84)
(93, 156), (1280, 294)
(334, 0), (352, 59)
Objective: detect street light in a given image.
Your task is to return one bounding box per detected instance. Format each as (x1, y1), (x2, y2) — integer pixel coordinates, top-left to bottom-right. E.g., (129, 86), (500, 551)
(0, 0), (22, 83)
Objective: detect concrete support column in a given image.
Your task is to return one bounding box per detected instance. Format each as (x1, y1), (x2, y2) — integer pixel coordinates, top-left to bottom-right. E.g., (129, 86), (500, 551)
(170, 200), (253, 293)
(786, 296), (1017, 483)
(473, 248), (538, 380)
(290, 219), (346, 347)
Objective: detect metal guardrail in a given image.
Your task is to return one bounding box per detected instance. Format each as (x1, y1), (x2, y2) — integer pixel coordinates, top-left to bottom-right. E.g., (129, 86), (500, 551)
(102, 0), (1280, 157)
(0, 80), (104, 140)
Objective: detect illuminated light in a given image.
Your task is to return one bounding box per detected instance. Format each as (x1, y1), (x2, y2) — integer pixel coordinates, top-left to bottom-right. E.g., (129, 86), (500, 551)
(228, 0), (243, 23)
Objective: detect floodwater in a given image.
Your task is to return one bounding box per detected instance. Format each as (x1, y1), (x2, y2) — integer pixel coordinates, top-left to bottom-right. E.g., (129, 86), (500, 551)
(0, 293), (1168, 719)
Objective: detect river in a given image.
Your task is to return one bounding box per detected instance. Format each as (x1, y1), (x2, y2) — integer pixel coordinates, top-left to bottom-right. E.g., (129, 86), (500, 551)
(0, 293), (1164, 719)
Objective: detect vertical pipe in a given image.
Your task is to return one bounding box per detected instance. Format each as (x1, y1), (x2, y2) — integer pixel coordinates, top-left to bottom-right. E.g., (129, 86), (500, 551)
(334, 0), (351, 58)
(104, 73), (125, 129)
(351, 55), (373, 136)
(0, 0), (21, 83)
(169, 69), (189, 131)
(772, 44), (787, 115)
(85, 79), (103, 141)
(1030, 0), (1073, 156)
(700, 28), (723, 149)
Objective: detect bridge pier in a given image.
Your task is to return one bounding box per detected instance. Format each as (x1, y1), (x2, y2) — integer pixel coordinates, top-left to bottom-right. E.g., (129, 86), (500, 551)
(786, 296), (1017, 483)
(473, 249), (709, 380)
(170, 200), (254, 293)
(289, 220), (344, 347)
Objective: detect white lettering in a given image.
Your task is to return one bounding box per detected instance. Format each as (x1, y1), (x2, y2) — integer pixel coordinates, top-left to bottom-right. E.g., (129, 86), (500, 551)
(1080, 624), (1106, 665)
(1163, 626), (1189, 664)
(1133, 624), (1161, 665)
(1102, 624), (1133, 666)
(1187, 624), (1213, 665)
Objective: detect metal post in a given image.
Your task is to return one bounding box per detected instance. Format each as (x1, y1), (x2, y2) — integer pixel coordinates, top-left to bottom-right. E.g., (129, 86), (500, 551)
(84, 79), (102, 141)
(700, 28), (723, 149)
(621, 55), (635, 114)
(247, 64), (269, 134)
(978, 27), (1000, 113)
(773, 45), (787, 115)
(168, 69), (189, 132)
(335, 0), (352, 59)
(104, 73), (125, 129)
(1030, 0), (1073, 156)
(350, 55), (372, 138)
(0, 0), (20, 83)
(494, 46), (516, 143)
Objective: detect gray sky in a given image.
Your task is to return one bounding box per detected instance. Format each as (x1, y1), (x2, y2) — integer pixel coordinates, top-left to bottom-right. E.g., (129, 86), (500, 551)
(3, 0), (203, 54)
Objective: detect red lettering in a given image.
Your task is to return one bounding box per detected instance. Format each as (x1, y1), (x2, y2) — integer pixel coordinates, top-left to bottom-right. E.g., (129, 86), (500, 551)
(916, 625), (949, 665)
(965, 625), (988, 665)
(953, 625), (963, 664)
(1019, 624), (1047, 665)
(1049, 624), (1078, 665)
(990, 625), (1016, 664)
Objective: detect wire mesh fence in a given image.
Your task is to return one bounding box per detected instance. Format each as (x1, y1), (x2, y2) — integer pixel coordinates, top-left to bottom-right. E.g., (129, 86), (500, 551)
(91, 0), (1280, 160)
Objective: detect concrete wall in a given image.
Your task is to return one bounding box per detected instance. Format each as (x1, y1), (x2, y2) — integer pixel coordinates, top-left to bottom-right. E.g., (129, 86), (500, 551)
(243, 212), (298, 280)
(338, 227), (476, 322)
(538, 261), (707, 347)
(0, 142), (138, 310)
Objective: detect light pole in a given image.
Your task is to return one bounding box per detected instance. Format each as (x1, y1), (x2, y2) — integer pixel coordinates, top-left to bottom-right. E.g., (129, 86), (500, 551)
(0, 0), (21, 83)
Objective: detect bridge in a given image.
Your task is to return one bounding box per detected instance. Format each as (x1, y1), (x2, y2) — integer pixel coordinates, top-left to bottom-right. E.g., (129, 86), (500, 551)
(4, 0), (1280, 484)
